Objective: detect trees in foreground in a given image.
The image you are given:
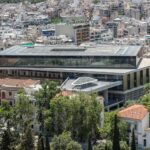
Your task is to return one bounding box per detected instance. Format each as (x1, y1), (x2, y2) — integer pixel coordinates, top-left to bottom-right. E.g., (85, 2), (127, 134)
(1, 128), (11, 150)
(0, 80), (132, 150)
(50, 132), (82, 150)
(48, 93), (102, 142)
(112, 115), (120, 150)
(37, 134), (44, 150)
(19, 126), (34, 150)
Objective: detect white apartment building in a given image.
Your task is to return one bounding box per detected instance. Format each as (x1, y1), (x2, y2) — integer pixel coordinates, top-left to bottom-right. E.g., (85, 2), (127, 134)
(118, 104), (150, 150)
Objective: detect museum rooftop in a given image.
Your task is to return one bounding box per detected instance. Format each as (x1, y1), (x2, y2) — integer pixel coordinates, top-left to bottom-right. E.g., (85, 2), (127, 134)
(0, 45), (142, 57)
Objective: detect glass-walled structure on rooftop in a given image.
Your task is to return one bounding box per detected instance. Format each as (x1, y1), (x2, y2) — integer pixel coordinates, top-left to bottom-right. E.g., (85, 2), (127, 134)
(0, 55), (139, 69)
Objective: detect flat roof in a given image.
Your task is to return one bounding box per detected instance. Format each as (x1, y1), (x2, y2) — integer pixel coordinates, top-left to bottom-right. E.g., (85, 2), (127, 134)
(61, 77), (122, 93)
(72, 77), (98, 86)
(0, 45), (142, 57)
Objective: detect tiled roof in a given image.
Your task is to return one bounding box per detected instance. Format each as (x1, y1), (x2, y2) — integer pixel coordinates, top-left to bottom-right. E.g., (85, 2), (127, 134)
(0, 78), (40, 88)
(57, 91), (73, 97)
(118, 104), (148, 121)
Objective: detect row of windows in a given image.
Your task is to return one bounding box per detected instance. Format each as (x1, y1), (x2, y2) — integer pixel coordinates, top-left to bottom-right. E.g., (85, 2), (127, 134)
(0, 56), (137, 69)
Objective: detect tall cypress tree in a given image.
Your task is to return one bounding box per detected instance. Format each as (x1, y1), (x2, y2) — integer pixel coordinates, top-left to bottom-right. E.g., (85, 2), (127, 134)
(45, 135), (50, 150)
(131, 128), (136, 150)
(37, 134), (44, 150)
(87, 133), (92, 150)
(112, 115), (120, 150)
(1, 129), (11, 150)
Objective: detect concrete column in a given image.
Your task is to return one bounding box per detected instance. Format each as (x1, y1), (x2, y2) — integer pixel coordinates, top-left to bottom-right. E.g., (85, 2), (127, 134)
(123, 74), (128, 91)
(136, 71), (140, 87)
(143, 69), (146, 85)
(130, 73), (134, 89)
(103, 90), (108, 104)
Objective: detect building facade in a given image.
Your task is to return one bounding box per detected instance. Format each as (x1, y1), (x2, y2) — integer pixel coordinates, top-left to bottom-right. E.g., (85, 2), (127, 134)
(55, 23), (90, 45)
(118, 104), (150, 150)
(0, 78), (41, 105)
(0, 45), (149, 109)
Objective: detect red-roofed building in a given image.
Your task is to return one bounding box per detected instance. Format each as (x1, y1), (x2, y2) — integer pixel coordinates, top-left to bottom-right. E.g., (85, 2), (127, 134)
(0, 78), (41, 105)
(118, 104), (150, 149)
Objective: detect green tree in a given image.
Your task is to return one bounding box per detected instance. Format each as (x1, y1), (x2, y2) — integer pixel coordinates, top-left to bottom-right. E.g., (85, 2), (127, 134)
(66, 141), (82, 150)
(120, 141), (129, 150)
(35, 80), (59, 136)
(112, 115), (120, 150)
(50, 132), (81, 150)
(0, 100), (13, 126)
(20, 126), (34, 150)
(37, 134), (44, 150)
(87, 133), (92, 150)
(93, 142), (106, 150)
(98, 111), (117, 139)
(1, 129), (11, 150)
(131, 129), (136, 150)
(118, 121), (128, 141)
(13, 93), (35, 132)
(45, 135), (50, 150)
(138, 94), (150, 110)
(105, 140), (112, 150)
(49, 93), (102, 142)
(144, 83), (150, 94)
(35, 80), (59, 109)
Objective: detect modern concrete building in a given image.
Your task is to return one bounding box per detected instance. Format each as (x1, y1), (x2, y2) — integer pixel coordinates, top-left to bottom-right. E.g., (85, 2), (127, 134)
(0, 44), (149, 109)
(55, 23), (90, 45)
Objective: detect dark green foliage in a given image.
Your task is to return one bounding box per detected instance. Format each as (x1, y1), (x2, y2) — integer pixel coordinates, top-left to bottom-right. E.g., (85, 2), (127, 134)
(45, 135), (50, 150)
(49, 93), (102, 142)
(37, 134), (44, 150)
(88, 133), (92, 150)
(112, 115), (120, 150)
(138, 94), (150, 110)
(98, 111), (127, 141)
(13, 93), (35, 133)
(50, 132), (81, 150)
(131, 129), (136, 150)
(0, 101), (13, 125)
(105, 140), (112, 150)
(35, 80), (59, 109)
(93, 140), (112, 150)
(93, 142), (106, 150)
(120, 141), (130, 150)
(144, 83), (150, 94)
(66, 141), (82, 150)
(1, 129), (11, 150)
(20, 127), (34, 150)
